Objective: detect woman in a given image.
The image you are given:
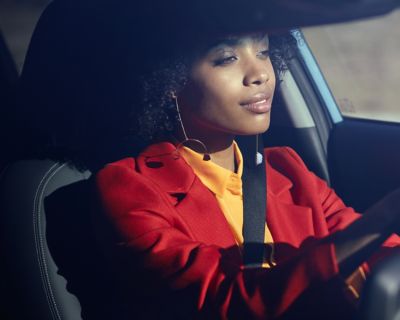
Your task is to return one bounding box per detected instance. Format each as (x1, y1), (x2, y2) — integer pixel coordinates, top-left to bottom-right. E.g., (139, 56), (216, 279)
(93, 32), (400, 319)
(20, 1), (400, 319)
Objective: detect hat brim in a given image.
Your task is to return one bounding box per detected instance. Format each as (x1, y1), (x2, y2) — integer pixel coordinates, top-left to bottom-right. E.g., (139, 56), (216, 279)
(151, 0), (400, 36)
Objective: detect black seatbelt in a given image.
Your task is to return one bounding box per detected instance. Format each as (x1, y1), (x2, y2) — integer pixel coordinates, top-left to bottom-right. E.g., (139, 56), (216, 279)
(236, 135), (267, 267)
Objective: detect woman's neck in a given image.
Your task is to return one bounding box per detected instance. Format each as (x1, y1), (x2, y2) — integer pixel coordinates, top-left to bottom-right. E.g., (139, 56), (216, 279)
(209, 143), (236, 172)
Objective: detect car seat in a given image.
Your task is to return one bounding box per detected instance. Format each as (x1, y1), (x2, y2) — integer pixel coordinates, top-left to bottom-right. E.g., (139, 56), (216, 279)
(0, 160), (92, 320)
(1, 24), (96, 319)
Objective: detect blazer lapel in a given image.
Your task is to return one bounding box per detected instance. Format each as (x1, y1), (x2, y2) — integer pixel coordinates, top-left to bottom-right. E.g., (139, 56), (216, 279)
(137, 142), (239, 250)
(266, 161), (315, 248)
(174, 179), (239, 248)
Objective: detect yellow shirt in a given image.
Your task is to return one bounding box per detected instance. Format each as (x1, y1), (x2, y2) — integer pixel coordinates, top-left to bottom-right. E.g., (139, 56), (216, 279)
(180, 141), (274, 266)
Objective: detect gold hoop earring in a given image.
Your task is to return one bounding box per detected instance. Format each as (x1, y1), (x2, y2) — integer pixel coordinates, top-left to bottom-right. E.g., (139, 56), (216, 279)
(172, 93), (211, 161)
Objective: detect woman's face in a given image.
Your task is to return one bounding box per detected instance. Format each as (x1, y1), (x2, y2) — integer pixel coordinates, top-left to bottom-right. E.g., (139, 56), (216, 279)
(178, 34), (276, 143)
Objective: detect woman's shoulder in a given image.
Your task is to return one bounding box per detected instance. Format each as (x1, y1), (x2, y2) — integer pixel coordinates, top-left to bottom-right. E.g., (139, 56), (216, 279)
(101, 157), (137, 170)
(264, 146), (309, 172)
(95, 142), (197, 207)
(96, 157), (140, 190)
(264, 146), (335, 201)
(96, 141), (178, 179)
(95, 156), (157, 204)
(263, 145), (327, 195)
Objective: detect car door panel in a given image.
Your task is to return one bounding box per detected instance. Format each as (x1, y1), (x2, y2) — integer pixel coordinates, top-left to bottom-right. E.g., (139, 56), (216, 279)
(329, 119), (400, 212)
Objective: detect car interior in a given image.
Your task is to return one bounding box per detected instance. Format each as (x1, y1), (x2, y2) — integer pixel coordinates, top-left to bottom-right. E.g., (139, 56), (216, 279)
(1, 1), (400, 319)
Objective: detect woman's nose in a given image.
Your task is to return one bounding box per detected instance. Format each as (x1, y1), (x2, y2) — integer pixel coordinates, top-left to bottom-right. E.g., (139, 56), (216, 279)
(243, 62), (270, 86)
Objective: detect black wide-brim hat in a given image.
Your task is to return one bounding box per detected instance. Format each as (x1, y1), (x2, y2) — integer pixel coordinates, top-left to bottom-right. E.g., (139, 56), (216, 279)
(24, 0), (400, 59)
(44, 0), (400, 33)
(22, 0), (400, 78)
(21, 0), (400, 85)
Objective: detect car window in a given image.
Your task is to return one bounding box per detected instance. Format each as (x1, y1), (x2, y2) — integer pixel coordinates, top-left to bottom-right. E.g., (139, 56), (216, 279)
(303, 10), (400, 124)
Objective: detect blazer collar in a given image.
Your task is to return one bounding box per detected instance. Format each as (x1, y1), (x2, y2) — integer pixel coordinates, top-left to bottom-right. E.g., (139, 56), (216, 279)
(136, 142), (293, 197)
(266, 160), (293, 197)
(137, 142), (196, 194)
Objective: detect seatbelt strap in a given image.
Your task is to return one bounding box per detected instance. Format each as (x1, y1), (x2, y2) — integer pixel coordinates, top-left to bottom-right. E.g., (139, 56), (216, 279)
(236, 135), (267, 268)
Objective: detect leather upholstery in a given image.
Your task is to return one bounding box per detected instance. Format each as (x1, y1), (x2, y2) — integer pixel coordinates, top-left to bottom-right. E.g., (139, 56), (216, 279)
(0, 160), (90, 320)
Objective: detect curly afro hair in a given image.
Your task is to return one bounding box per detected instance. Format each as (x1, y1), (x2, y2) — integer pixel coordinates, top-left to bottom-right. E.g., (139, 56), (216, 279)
(134, 33), (298, 150)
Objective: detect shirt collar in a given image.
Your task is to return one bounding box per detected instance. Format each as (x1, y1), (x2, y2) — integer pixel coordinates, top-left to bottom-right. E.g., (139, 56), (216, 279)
(138, 141), (293, 198)
(179, 141), (243, 197)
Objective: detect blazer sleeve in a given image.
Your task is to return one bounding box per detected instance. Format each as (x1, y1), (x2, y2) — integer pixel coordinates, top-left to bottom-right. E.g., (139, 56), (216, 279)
(95, 160), (352, 320)
(283, 147), (400, 270)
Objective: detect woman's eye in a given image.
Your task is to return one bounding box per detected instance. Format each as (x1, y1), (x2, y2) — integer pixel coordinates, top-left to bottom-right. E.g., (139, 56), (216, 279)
(257, 49), (270, 59)
(213, 56), (238, 66)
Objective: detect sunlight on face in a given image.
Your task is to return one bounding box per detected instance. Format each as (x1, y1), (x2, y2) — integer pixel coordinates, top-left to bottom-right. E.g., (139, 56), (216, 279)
(178, 34), (276, 144)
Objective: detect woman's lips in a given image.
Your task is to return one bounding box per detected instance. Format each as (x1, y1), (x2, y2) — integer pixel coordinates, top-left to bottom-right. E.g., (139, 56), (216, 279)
(241, 97), (272, 114)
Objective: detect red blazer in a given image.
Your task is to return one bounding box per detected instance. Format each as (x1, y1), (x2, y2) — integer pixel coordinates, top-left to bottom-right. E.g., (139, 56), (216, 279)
(95, 142), (399, 320)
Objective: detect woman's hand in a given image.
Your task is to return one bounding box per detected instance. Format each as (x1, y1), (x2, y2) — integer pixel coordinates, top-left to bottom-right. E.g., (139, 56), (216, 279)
(333, 188), (400, 277)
